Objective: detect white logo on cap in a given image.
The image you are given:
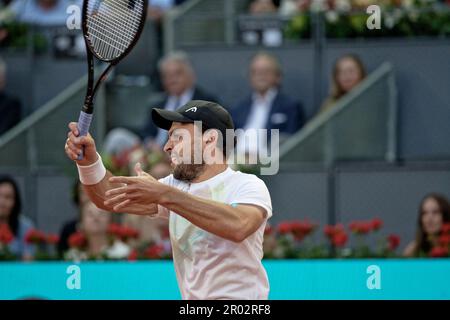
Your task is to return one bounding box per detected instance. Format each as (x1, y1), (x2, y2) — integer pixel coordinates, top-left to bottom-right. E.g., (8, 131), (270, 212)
(185, 107), (197, 113)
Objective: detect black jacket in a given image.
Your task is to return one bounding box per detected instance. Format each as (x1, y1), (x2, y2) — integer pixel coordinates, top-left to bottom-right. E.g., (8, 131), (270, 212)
(0, 92), (22, 136)
(232, 92), (305, 134)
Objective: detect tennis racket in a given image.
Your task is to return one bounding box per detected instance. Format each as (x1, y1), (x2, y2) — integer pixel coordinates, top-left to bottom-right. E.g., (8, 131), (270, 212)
(77, 0), (148, 159)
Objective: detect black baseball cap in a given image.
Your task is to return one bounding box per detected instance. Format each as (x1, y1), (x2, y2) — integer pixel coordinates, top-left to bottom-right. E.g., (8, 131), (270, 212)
(152, 100), (235, 135)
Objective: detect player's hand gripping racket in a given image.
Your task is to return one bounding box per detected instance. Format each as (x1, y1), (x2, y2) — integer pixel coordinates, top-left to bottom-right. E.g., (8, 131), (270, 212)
(77, 0), (147, 159)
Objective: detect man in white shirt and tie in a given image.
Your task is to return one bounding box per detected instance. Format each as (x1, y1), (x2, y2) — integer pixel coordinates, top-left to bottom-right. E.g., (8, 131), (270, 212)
(142, 51), (219, 146)
(232, 52), (305, 155)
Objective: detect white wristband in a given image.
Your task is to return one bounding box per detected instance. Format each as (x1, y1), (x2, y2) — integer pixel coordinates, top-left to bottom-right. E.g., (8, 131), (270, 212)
(77, 153), (107, 185)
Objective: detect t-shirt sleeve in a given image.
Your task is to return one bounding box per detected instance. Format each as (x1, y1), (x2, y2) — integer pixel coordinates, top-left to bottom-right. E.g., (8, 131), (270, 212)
(147, 175), (172, 220)
(228, 175), (273, 219)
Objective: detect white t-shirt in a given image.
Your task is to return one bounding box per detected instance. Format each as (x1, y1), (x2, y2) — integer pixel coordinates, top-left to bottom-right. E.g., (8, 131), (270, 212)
(153, 167), (272, 300)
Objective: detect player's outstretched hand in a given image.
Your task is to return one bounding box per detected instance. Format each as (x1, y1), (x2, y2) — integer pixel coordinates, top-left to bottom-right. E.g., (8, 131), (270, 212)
(104, 163), (164, 213)
(65, 122), (98, 166)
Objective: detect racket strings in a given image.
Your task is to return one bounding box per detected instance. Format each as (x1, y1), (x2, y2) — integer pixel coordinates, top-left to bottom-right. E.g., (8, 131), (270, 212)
(86, 0), (145, 60)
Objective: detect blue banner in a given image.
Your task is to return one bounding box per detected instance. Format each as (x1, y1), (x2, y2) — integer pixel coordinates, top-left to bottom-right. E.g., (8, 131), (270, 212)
(1, 259), (449, 300)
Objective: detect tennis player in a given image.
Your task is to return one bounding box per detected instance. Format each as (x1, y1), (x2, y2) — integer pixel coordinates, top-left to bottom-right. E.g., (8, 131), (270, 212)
(64, 100), (272, 300)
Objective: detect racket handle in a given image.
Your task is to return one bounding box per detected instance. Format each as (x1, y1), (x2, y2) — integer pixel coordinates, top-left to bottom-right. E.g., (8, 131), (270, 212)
(77, 111), (93, 160)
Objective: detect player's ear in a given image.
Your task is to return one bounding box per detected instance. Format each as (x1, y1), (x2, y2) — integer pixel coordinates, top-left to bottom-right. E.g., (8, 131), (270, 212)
(203, 130), (216, 145)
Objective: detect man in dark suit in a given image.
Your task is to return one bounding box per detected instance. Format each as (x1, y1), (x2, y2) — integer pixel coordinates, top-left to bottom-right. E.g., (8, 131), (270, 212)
(142, 51), (219, 146)
(232, 52), (304, 136)
(0, 58), (21, 136)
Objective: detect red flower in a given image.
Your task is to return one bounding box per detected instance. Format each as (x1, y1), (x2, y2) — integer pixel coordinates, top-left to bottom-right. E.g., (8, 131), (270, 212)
(277, 222), (292, 235)
(332, 232), (348, 247)
(442, 223), (450, 234)
(128, 249), (139, 261)
(264, 224), (273, 236)
(438, 234), (450, 247)
(324, 224), (345, 238)
(429, 246), (449, 258)
(0, 223), (14, 245)
(68, 232), (87, 249)
(120, 226), (140, 241)
(349, 221), (371, 235)
(46, 234), (60, 245)
(292, 221), (316, 238)
(107, 223), (122, 237)
(387, 234), (400, 251)
(370, 218), (383, 231)
(107, 224), (139, 241)
(144, 244), (164, 259)
(25, 229), (46, 244)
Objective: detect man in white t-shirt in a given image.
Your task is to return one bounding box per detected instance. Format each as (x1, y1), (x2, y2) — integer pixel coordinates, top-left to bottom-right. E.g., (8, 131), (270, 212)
(64, 100), (273, 300)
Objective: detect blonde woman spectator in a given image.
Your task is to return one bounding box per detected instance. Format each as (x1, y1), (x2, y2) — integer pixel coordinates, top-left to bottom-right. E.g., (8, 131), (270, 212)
(319, 54), (366, 113)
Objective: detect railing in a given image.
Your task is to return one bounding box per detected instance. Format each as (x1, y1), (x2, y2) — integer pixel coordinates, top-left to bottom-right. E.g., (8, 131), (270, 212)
(279, 62), (397, 166)
(0, 71), (106, 170)
(164, 0), (249, 52)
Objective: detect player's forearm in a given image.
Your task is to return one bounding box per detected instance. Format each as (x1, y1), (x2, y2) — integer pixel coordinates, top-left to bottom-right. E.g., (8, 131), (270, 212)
(159, 187), (253, 242)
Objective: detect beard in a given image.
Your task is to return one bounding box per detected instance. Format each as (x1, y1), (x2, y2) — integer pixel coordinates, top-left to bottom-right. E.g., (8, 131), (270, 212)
(172, 163), (206, 182)
(170, 144), (206, 182)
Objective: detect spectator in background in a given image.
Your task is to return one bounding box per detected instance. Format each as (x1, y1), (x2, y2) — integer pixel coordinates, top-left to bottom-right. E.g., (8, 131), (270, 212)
(232, 52), (304, 148)
(403, 193), (450, 257)
(74, 201), (113, 258)
(248, 0), (280, 14)
(0, 57), (21, 136)
(122, 160), (171, 245)
(319, 53), (366, 114)
(0, 175), (35, 260)
(5, 0), (81, 26)
(57, 180), (89, 256)
(142, 51), (219, 147)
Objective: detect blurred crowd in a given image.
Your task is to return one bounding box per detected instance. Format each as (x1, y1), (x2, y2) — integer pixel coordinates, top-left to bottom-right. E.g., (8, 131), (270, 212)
(103, 50), (364, 155)
(1, 173), (450, 260)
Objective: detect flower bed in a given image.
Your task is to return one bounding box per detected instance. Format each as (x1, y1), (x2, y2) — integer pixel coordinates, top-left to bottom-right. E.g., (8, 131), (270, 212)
(2, 218), (449, 261)
(284, 0), (450, 39)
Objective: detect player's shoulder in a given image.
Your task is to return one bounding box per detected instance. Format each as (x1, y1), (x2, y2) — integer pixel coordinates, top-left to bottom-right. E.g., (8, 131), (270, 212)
(230, 168), (267, 187)
(158, 174), (175, 186)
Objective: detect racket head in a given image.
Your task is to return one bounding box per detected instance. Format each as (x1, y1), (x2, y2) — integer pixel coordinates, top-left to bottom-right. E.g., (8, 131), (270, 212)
(82, 0), (148, 63)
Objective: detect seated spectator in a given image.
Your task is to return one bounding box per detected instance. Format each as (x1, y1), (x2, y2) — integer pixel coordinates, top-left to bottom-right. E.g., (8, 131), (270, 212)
(403, 193), (450, 257)
(57, 180), (89, 256)
(319, 53), (366, 113)
(5, 0), (82, 26)
(232, 52), (304, 143)
(142, 51), (219, 146)
(79, 202), (113, 258)
(248, 0), (280, 15)
(0, 57), (21, 136)
(0, 175), (34, 260)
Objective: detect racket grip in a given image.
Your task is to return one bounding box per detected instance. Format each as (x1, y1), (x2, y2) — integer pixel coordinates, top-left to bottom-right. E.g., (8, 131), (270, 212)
(77, 111), (93, 160)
